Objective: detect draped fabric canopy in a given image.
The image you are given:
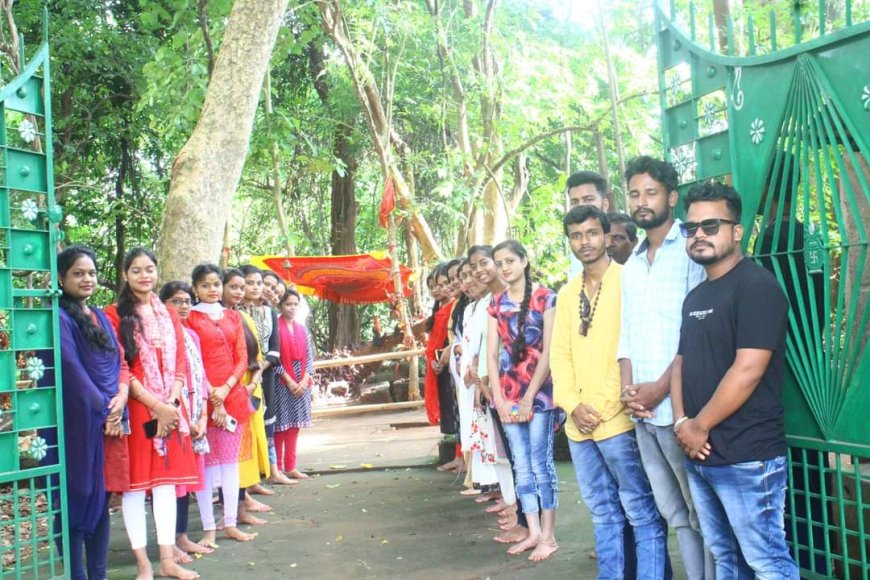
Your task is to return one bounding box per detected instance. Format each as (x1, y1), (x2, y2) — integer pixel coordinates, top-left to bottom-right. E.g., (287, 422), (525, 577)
(250, 252), (414, 305)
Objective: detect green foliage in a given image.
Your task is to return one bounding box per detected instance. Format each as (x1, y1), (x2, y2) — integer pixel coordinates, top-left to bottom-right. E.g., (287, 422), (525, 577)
(4, 0), (661, 338)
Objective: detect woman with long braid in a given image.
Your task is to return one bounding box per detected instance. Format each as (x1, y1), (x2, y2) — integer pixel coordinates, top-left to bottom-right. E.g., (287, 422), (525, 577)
(487, 240), (559, 562)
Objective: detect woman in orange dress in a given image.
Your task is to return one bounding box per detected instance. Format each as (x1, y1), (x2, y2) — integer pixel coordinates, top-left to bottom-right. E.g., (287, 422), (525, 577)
(185, 263), (255, 546)
(104, 248), (200, 580)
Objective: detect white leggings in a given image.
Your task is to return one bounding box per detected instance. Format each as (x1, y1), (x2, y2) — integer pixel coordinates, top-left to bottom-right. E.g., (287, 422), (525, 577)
(494, 462), (517, 506)
(195, 463), (240, 530)
(122, 485), (177, 550)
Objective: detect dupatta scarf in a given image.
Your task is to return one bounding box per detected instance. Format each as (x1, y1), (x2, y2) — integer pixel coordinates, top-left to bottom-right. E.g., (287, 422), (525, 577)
(136, 293), (189, 454)
(278, 317), (309, 383)
(424, 300), (454, 425)
(58, 307), (121, 533)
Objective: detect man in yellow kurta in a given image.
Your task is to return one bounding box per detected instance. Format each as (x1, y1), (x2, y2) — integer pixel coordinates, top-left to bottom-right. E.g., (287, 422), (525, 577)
(551, 206), (666, 578)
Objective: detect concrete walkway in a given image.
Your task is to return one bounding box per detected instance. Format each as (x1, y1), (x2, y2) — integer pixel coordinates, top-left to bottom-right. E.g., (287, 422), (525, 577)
(104, 408), (687, 579)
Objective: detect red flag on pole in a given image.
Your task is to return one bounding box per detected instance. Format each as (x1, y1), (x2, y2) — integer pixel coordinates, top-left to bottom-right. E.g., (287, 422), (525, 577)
(378, 175), (396, 228)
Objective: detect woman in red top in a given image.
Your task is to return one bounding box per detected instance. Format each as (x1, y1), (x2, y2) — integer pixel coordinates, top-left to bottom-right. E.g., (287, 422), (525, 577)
(104, 247), (199, 580)
(184, 263), (255, 545)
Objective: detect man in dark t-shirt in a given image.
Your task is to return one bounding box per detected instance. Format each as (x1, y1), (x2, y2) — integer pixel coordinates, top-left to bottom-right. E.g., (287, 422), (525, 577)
(671, 182), (799, 578)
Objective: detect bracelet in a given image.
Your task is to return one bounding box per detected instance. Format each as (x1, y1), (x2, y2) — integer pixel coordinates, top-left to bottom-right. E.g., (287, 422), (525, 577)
(673, 415), (689, 432)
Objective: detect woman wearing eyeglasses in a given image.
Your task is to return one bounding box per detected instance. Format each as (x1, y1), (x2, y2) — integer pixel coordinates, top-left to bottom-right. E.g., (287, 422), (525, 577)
(160, 281), (213, 563)
(487, 240), (559, 562)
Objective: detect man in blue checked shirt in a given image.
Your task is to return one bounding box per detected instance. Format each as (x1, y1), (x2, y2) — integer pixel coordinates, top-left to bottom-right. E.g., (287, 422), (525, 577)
(617, 156), (713, 579)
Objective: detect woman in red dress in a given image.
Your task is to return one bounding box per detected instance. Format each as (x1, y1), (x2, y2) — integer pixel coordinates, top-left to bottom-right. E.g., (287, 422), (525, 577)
(104, 248), (200, 580)
(184, 263), (255, 546)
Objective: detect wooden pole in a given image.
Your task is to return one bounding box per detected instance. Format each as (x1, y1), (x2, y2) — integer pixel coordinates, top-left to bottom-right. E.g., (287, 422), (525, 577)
(387, 210), (421, 400)
(312, 399), (425, 418)
(313, 348), (426, 370)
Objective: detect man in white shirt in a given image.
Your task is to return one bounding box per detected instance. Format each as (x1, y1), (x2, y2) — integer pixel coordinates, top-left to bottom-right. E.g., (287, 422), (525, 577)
(617, 156), (712, 579)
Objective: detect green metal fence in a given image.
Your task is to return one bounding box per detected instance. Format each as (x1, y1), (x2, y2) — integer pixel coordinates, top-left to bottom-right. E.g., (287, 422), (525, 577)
(0, 15), (68, 579)
(655, 1), (870, 577)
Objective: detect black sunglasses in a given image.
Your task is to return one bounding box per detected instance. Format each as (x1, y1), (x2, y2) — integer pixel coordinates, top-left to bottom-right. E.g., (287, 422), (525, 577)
(679, 218), (737, 238)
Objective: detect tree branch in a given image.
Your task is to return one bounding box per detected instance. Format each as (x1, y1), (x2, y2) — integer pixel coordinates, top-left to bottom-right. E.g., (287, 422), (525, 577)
(489, 124), (593, 177)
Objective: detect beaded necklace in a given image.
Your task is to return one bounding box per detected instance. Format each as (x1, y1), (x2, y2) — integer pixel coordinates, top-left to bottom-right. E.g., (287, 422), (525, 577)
(579, 270), (603, 337)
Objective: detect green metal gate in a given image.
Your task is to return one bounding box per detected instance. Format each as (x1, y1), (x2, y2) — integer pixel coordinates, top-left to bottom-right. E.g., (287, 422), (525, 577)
(655, 1), (870, 577)
(0, 15), (68, 579)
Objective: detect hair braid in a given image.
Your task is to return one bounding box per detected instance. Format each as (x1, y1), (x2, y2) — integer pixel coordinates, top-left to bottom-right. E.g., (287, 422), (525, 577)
(510, 263), (532, 365)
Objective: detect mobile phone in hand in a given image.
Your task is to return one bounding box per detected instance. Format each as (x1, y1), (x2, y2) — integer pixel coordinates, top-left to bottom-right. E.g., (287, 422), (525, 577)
(225, 414), (238, 433)
(143, 418), (158, 438)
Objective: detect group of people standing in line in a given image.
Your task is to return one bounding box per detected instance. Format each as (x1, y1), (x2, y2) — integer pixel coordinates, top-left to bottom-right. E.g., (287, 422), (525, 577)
(424, 156), (801, 578)
(56, 247), (316, 579)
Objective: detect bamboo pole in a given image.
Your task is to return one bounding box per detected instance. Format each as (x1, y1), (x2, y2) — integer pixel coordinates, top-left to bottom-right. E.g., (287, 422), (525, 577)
(312, 399), (425, 418)
(387, 209), (421, 401)
(313, 348), (426, 370)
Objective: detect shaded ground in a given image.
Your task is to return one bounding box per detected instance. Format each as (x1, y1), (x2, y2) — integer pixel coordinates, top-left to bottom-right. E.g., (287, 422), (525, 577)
(104, 408), (687, 579)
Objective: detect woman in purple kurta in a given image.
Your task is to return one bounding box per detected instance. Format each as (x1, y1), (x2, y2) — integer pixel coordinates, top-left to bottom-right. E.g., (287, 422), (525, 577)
(57, 245), (130, 580)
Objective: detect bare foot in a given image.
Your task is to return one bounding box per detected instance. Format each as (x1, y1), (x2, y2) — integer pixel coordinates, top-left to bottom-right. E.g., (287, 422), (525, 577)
(529, 541), (559, 562)
(459, 488), (481, 496)
(215, 517), (224, 531)
(224, 526), (255, 542)
(436, 458), (459, 472)
(287, 469), (309, 480)
(238, 512), (268, 525)
(507, 534), (540, 556)
(177, 536), (213, 555)
(485, 500), (509, 513)
(474, 492), (497, 503)
(173, 546), (192, 564)
(158, 557), (199, 579)
(135, 561), (154, 580)
(269, 472), (298, 485)
(494, 524), (529, 545)
(498, 512), (518, 531)
(249, 483), (275, 496)
(245, 497), (272, 513)
(197, 531), (218, 550)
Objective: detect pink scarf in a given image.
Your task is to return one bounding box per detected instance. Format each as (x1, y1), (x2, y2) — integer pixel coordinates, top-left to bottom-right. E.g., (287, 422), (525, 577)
(135, 293), (189, 454)
(279, 317), (308, 382)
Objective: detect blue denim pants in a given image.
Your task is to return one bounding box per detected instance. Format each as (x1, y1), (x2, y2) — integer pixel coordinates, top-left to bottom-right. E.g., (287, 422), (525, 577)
(501, 409), (558, 513)
(686, 455), (799, 579)
(569, 430), (666, 579)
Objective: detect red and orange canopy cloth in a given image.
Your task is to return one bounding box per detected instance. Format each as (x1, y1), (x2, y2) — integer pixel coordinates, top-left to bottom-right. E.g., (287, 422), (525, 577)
(250, 252), (415, 305)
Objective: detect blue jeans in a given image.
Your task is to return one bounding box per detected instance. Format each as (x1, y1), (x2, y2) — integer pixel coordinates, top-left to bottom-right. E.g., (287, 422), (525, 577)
(636, 421), (712, 579)
(686, 455), (799, 579)
(569, 430), (666, 579)
(501, 409), (558, 513)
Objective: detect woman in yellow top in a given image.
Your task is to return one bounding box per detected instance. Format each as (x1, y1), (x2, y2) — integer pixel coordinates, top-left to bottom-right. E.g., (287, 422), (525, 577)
(222, 268), (272, 526)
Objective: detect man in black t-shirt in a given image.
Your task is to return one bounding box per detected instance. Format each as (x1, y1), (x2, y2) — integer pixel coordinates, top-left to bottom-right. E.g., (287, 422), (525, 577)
(671, 182), (799, 578)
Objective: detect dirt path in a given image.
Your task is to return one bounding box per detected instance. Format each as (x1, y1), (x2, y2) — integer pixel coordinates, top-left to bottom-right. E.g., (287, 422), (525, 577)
(103, 409), (687, 579)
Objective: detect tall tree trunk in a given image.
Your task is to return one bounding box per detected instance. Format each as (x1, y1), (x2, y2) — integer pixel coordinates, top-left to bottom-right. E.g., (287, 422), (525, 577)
(319, 0), (443, 263)
(597, 0), (626, 201)
(328, 129), (360, 350)
(157, 0), (289, 281)
(840, 153), (870, 360)
(308, 39), (361, 350)
(114, 138), (129, 289)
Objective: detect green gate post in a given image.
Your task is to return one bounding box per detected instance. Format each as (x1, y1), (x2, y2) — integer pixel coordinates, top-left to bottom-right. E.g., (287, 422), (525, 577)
(655, 2), (870, 578)
(0, 12), (69, 579)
